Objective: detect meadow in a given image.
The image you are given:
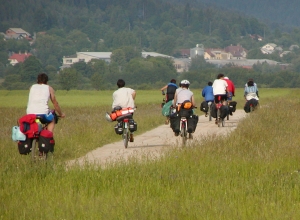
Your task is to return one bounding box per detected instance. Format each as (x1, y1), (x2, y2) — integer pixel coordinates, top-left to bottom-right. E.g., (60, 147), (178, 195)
(1, 88), (300, 219)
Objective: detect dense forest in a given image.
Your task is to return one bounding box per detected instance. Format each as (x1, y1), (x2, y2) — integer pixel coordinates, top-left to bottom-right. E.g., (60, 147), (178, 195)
(1, 0), (300, 90)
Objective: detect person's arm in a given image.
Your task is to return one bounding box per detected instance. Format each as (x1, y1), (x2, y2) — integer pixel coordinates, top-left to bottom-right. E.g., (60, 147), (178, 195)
(173, 92), (177, 107)
(202, 88), (205, 97)
(191, 95), (196, 107)
(49, 86), (65, 118)
(160, 85), (167, 91)
(131, 90), (136, 100)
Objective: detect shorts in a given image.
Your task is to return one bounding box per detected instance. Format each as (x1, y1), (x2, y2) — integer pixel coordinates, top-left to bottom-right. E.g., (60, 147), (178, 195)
(36, 112), (54, 124)
(214, 94), (227, 103)
(227, 92), (233, 101)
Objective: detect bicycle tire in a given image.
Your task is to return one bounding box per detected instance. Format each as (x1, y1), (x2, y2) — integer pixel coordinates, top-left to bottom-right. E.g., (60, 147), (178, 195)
(123, 122), (129, 149)
(217, 109), (221, 127)
(31, 138), (47, 161)
(208, 104), (212, 121)
(181, 125), (187, 146)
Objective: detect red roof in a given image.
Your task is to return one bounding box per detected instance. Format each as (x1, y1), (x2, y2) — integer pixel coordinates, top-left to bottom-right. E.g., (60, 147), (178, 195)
(9, 53), (32, 63)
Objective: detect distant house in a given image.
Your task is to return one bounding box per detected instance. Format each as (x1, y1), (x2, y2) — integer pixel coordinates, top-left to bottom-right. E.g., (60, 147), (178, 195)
(249, 34), (263, 41)
(5, 28), (32, 40)
(177, 49), (190, 58)
(8, 52), (32, 66)
(173, 58), (190, 73)
(224, 44), (247, 59)
(261, 43), (277, 54)
(204, 48), (230, 60)
(190, 44), (204, 59)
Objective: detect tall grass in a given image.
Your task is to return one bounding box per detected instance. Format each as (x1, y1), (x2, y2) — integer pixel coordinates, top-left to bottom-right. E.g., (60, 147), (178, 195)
(1, 89), (300, 219)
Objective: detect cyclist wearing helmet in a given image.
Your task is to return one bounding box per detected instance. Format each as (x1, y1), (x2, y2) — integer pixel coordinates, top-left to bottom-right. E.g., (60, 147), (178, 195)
(173, 79), (195, 107)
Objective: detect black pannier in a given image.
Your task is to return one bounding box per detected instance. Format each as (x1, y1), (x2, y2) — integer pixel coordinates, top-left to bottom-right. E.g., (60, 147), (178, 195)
(170, 114), (180, 133)
(114, 122), (123, 135)
(210, 103), (217, 118)
(244, 99), (258, 113)
(38, 130), (55, 153)
(18, 138), (33, 155)
(187, 115), (199, 133)
(129, 119), (137, 132)
(178, 109), (193, 118)
(229, 101), (237, 113)
(200, 101), (209, 113)
(219, 105), (229, 119)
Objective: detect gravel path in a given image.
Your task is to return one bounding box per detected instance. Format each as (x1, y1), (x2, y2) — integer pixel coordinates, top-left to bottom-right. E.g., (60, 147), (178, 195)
(68, 110), (246, 167)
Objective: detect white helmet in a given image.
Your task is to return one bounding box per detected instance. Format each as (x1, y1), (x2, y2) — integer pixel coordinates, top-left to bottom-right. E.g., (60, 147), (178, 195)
(180, 79), (190, 85)
(105, 112), (112, 122)
(224, 76), (229, 79)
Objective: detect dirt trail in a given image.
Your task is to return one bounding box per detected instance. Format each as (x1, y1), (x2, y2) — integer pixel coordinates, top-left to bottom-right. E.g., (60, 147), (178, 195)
(68, 110), (246, 167)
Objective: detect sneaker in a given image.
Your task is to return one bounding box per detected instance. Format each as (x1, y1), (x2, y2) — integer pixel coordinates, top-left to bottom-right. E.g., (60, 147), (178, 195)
(229, 112), (233, 116)
(130, 134), (134, 142)
(215, 119), (218, 125)
(205, 113), (208, 117)
(174, 132), (179, 136)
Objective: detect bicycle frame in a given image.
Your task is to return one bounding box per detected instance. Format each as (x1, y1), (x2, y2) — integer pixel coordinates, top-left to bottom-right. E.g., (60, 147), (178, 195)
(215, 96), (225, 127)
(122, 118), (130, 149)
(180, 117), (188, 145)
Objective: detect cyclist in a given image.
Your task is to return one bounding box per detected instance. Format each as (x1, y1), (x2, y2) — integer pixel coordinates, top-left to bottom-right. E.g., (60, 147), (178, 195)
(160, 79), (178, 102)
(212, 73), (228, 124)
(244, 78), (259, 101)
(201, 81), (214, 117)
(173, 80), (195, 107)
(112, 79), (136, 142)
(26, 73), (65, 133)
(171, 80), (196, 136)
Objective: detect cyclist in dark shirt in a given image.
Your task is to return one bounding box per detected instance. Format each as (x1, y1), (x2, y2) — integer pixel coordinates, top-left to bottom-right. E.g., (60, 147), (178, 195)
(160, 79), (178, 102)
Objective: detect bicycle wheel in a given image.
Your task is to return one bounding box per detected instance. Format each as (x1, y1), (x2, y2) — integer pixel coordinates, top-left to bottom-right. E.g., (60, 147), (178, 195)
(123, 123), (129, 149)
(217, 109), (221, 127)
(208, 104), (212, 121)
(31, 138), (47, 161)
(181, 125), (187, 146)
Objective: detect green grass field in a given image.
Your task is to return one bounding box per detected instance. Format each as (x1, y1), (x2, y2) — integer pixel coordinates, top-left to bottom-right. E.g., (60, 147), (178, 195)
(1, 88), (300, 219)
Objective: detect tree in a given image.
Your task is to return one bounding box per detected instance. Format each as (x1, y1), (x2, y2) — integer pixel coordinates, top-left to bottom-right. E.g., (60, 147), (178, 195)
(21, 56), (43, 82)
(59, 68), (78, 91)
(91, 73), (104, 90)
(111, 49), (126, 69)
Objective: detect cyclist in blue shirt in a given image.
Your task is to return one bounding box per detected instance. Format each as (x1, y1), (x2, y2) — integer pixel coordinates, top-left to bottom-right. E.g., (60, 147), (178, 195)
(201, 81), (214, 116)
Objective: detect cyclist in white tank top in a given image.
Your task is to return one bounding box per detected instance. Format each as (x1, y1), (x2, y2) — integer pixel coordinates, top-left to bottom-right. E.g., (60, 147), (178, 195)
(26, 73), (65, 133)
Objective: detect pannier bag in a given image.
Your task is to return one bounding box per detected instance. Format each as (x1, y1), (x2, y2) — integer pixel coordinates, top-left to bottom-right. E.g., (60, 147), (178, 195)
(229, 101), (237, 113)
(38, 130), (55, 153)
(129, 119), (137, 132)
(110, 107), (134, 121)
(200, 101), (209, 113)
(244, 99), (258, 113)
(170, 114), (180, 133)
(187, 115), (199, 133)
(114, 122), (123, 135)
(210, 103), (217, 118)
(220, 105), (229, 119)
(178, 108), (193, 118)
(18, 138), (33, 155)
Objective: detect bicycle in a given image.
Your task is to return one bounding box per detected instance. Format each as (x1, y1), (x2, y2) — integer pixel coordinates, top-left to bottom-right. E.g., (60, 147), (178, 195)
(215, 96), (226, 127)
(31, 112), (59, 161)
(112, 108), (136, 149)
(178, 106), (197, 146)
